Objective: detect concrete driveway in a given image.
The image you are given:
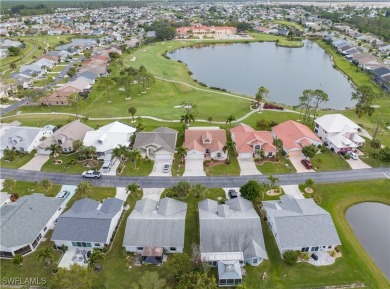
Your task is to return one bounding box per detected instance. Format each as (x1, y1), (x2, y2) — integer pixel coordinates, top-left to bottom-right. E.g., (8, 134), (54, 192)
(142, 188), (164, 201)
(281, 185), (304, 199)
(289, 156), (315, 173)
(183, 159), (206, 176)
(20, 154), (50, 171)
(345, 158), (371, 170)
(238, 158), (261, 176)
(149, 158), (173, 177)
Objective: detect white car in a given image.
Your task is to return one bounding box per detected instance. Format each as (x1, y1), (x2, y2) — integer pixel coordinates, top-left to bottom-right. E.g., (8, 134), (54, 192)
(349, 152), (359, 160)
(163, 164), (171, 173)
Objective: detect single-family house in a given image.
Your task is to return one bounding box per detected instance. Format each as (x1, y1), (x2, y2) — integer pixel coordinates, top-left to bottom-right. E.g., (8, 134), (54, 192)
(272, 120), (322, 157)
(184, 127), (227, 160)
(199, 198), (268, 286)
(83, 121), (136, 160)
(0, 194), (65, 258)
(0, 126), (53, 154)
(262, 195), (341, 256)
(37, 120), (94, 154)
(230, 124), (278, 159)
(314, 114), (365, 153)
(123, 198), (187, 264)
(132, 127), (177, 160)
(51, 198), (123, 250)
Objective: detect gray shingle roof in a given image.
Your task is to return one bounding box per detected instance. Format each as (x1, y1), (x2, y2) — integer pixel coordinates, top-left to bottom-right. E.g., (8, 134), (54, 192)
(51, 198), (123, 243)
(133, 127), (178, 154)
(263, 195), (341, 250)
(123, 198), (187, 248)
(199, 198), (268, 260)
(0, 194), (64, 248)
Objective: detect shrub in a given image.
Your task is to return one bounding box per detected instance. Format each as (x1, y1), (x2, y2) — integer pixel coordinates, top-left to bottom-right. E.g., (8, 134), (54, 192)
(343, 153), (351, 160)
(312, 193), (321, 204)
(225, 159), (231, 165)
(283, 250), (298, 265)
(13, 254), (23, 265)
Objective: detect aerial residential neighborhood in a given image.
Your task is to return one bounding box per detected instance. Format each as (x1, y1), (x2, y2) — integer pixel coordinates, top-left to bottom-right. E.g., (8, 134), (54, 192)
(0, 1), (389, 289)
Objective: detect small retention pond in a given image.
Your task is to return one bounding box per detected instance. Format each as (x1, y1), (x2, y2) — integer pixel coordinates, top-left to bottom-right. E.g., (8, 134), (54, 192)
(346, 202), (390, 280)
(168, 40), (355, 109)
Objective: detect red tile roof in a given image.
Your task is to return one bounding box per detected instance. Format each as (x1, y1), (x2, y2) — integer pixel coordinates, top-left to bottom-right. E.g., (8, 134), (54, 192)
(184, 128), (227, 153)
(272, 120), (322, 151)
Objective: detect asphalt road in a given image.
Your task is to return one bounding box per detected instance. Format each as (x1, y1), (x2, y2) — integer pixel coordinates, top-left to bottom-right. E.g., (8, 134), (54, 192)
(1, 167), (389, 188)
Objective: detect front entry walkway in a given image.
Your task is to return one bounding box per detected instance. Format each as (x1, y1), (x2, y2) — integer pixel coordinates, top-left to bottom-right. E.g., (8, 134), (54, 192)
(237, 158), (261, 176)
(20, 154), (49, 171)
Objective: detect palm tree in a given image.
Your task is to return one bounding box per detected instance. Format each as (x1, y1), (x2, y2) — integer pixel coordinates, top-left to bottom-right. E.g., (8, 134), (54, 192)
(226, 115), (236, 127)
(3, 179), (16, 193)
(180, 112), (196, 126)
(191, 183), (208, 198)
(3, 148), (17, 161)
(69, 93), (82, 118)
(88, 249), (105, 271)
(38, 179), (53, 194)
(76, 181), (93, 198)
(85, 146), (97, 159)
(177, 145), (187, 164)
(268, 175), (279, 189)
(112, 145), (129, 165)
(125, 182), (140, 197)
(223, 140), (236, 160)
(128, 149), (142, 169)
(37, 246), (55, 266)
(128, 107), (137, 122)
(72, 140), (83, 153)
(255, 86), (269, 107)
(46, 144), (62, 162)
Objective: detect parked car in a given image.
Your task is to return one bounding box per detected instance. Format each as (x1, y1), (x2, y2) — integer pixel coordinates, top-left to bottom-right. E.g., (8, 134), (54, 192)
(311, 253), (318, 261)
(348, 152), (359, 160)
(82, 170), (102, 179)
(163, 163), (171, 173)
(301, 159), (313, 169)
(228, 189), (238, 199)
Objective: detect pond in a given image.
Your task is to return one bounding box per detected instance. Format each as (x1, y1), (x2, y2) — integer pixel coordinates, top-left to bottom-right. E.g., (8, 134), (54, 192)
(346, 202), (390, 279)
(168, 40), (356, 109)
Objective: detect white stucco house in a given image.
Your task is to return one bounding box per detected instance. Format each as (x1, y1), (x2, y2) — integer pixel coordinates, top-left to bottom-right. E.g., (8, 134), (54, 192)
(51, 198), (123, 250)
(83, 121), (136, 160)
(314, 114), (365, 153)
(0, 194), (66, 258)
(184, 127), (228, 160)
(262, 195), (341, 257)
(0, 126), (54, 154)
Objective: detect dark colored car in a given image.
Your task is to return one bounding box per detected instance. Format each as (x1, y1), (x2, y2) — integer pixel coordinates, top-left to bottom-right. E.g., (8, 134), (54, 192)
(311, 253), (318, 261)
(301, 159), (313, 169)
(228, 189), (238, 199)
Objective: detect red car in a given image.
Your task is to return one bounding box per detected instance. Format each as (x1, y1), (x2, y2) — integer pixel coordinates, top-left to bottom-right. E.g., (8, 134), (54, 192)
(301, 159), (313, 169)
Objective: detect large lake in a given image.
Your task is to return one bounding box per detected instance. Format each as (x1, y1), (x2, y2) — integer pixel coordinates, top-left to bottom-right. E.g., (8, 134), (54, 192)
(169, 40), (356, 109)
(346, 202), (390, 279)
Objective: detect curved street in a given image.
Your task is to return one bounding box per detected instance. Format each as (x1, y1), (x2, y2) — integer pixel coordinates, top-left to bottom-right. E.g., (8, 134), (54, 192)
(1, 167), (389, 188)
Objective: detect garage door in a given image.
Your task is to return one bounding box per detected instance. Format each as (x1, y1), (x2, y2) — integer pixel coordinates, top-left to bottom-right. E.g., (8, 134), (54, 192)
(288, 150), (302, 157)
(238, 153), (253, 160)
(155, 154), (173, 160)
(186, 151), (204, 160)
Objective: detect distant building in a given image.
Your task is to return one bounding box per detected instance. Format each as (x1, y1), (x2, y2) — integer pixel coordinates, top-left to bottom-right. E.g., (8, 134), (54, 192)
(176, 23), (237, 39)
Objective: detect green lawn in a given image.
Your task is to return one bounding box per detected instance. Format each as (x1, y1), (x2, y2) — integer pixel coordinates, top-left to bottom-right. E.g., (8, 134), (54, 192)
(244, 180), (390, 289)
(311, 150), (352, 171)
(41, 154), (102, 174)
(0, 230), (64, 287)
(171, 153), (185, 176)
(119, 159), (154, 176)
(272, 20), (305, 31)
(276, 39), (304, 48)
(0, 151), (35, 169)
(3, 180), (62, 197)
(257, 157), (296, 174)
(50, 65), (66, 73)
